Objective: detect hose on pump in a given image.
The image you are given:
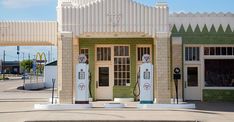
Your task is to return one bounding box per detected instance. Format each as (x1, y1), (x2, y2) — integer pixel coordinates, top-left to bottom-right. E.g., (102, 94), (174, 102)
(133, 68), (140, 100)
(89, 72), (92, 98)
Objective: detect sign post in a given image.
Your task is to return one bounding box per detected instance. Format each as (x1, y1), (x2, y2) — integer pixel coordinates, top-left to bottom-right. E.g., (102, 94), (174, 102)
(51, 79), (56, 104)
(173, 67), (181, 104)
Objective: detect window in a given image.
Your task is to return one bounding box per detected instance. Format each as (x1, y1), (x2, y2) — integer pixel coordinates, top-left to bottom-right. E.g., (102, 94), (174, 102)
(205, 59), (234, 87)
(114, 46), (130, 86)
(80, 48), (89, 64)
(137, 47), (151, 61)
(98, 67), (109, 87)
(187, 67), (198, 87)
(97, 47), (111, 61)
(185, 47), (200, 61)
(204, 47), (234, 56)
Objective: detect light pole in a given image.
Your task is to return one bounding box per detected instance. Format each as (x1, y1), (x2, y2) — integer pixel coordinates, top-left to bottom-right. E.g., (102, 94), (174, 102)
(2, 50), (5, 80)
(17, 46), (20, 75)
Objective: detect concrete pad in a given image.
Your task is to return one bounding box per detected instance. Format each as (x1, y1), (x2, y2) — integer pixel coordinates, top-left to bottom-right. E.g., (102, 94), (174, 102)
(114, 98), (134, 102)
(137, 104), (196, 109)
(104, 103), (126, 108)
(34, 104), (93, 110)
(24, 83), (45, 90)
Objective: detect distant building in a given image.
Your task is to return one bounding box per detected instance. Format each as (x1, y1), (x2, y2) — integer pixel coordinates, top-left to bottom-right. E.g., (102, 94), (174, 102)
(0, 60), (20, 74)
(44, 61), (57, 88)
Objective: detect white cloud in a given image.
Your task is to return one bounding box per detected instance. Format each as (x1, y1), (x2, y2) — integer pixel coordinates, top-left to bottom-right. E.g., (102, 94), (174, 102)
(1, 0), (51, 8)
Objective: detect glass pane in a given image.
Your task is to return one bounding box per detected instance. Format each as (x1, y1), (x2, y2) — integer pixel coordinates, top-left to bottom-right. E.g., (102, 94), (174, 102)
(137, 48), (141, 61)
(81, 49), (84, 54)
(222, 47), (227, 55)
(196, 47), (200, 61)
(187, 67), (198, 87)
(97, 48), (100, 61)
(127, 80), (130, 84)
(99, 67), (109, 87)
(127, 72), (130, 78)
(108, 48), (111, 60)
(188, 47), (193, 61)
(204, 47), (209, 55)
(101, 48), (104, 60)
(127, 65), (130, 71)
(216, 47), (221, 55)
(233, 47), (234, 55)
(114, 47), (118, 56)
(192, 47), (196, 60)
(185, 47), (189, 61)
(205, 59), (234, 87)
(227, 47), (232, 55)
(147, 48), (150, 55)
(126, 47), (129, 56)
(120, 47), (123, 56)
(104, 48), (107, 60)
(210, 47), (215, 55)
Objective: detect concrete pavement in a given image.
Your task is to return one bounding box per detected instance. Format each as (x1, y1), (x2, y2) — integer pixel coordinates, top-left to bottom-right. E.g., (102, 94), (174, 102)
(0, 79), (234, 122)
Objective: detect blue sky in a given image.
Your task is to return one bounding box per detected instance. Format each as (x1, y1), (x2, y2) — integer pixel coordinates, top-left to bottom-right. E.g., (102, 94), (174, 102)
(0, 0), (234, 61)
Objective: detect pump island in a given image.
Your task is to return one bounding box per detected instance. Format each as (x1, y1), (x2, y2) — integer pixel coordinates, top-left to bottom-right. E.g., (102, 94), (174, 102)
(1, 0), (234, 106)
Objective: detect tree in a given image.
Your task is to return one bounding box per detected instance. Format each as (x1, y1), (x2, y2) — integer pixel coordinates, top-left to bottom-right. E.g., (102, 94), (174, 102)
(20, 60), (33, 73)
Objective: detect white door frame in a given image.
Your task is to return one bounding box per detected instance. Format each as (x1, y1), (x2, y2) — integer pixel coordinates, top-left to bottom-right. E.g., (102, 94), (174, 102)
(184, 64), (202, 100)
(95, 45), (114, 100)
(95, 64), (113, 100)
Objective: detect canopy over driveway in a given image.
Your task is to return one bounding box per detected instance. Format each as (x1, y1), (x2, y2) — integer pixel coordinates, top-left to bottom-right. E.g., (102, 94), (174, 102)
(0, 21), (57, 46)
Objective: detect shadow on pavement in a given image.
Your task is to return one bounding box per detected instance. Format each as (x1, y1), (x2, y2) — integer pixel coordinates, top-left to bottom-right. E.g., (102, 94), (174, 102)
(189, 101), (234, 112)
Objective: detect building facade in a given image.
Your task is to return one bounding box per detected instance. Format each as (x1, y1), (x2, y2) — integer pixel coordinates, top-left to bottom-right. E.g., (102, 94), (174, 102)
(0, 61), (20, 74)
(0, 0), (234, 103)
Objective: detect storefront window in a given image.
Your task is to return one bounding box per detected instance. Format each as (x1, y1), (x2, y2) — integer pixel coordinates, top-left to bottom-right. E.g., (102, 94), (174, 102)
(185, 47), (200, 61)
(205, 59), (234, 87)
(97, 47), (111, 61)
(114, 46), (130, 86)
(204, 47), (234, 56)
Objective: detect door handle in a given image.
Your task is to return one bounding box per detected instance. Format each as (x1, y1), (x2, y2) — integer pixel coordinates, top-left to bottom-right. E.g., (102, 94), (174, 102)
(96, 81), (98, 88)
(184, 81), (187, 88)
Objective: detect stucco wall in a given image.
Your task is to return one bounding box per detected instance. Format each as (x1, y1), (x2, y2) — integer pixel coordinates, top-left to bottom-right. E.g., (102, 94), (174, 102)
(79, 38), (154, 99)
(44, 66), (58, 88)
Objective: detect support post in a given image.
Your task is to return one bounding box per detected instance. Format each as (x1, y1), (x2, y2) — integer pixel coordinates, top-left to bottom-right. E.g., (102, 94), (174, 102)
(58, 32), (74, 104)
(154, 34), (171, 104)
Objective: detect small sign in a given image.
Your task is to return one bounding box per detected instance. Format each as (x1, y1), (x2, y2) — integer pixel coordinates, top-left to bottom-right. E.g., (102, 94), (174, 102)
(143, 69), (150, 79)
(78, 69), (85, 80)
(174, 67), (181, 74)
(143, 83), (151, 90)
(142, 54), (151, 63)
(173, 74), (181, 80)
(78, 83), (86, 91)
(78, 54), (87, 63)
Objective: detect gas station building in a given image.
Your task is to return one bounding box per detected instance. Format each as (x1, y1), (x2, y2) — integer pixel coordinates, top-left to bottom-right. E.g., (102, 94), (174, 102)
(0, 0), (234, 104)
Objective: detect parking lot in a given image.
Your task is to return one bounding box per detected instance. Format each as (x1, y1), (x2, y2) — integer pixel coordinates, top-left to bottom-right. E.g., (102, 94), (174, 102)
(0, 79), (234, 122)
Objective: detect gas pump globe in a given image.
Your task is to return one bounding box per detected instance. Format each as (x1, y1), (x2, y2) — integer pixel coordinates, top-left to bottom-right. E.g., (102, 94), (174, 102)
(75, 54), (90, 104)
(139, 54), (154, 104)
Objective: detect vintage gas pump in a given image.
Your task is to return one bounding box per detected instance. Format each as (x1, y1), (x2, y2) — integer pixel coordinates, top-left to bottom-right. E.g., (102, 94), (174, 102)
(139, 54), (154, 104)
(75, 54), (90, 104)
